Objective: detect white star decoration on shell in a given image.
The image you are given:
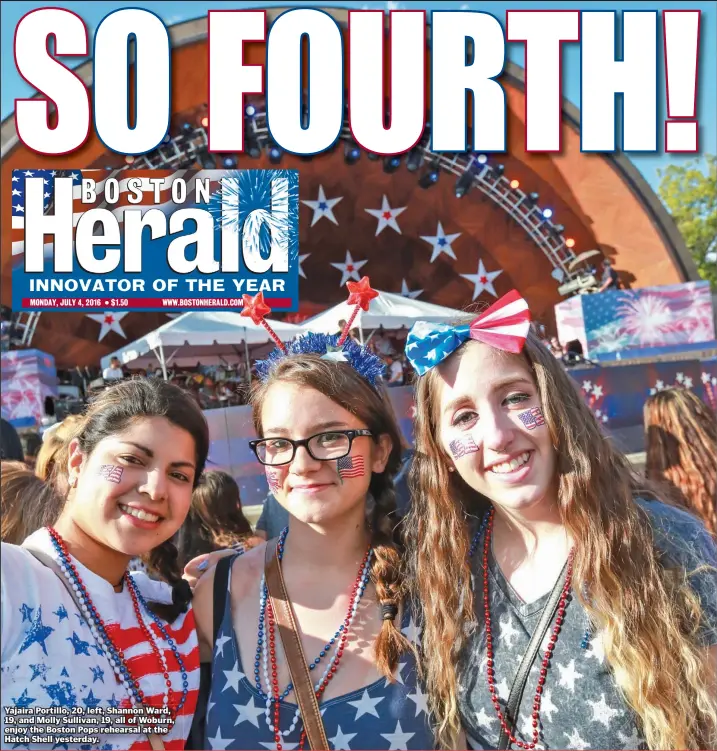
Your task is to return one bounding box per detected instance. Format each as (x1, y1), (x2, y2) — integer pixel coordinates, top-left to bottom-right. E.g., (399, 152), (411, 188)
(301, 185), (343, 226)
(330, 250), (368, 287)
(400, 279), (423, 299)
(461, 258), (503, 299)
(365, 195), (407, 235)
(86, 312), (127, 342)
(298, 253), (310, 279)
(420, 221), (461, 263)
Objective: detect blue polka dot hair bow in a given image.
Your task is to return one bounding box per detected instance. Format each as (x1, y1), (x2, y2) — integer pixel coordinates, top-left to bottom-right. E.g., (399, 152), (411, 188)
(405, 290), (532, 376)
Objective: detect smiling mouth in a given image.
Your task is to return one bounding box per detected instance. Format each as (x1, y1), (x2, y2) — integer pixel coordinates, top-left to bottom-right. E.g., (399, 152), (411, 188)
(488, 451), (531, 475)
(119, 504), (162, 522)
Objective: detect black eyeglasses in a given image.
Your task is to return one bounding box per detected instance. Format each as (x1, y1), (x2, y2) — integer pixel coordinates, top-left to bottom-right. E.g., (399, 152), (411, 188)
(249, 429), (374, 466)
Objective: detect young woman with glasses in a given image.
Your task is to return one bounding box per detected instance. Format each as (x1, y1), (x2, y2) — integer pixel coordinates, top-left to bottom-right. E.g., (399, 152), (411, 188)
(190, 297), (436, 749)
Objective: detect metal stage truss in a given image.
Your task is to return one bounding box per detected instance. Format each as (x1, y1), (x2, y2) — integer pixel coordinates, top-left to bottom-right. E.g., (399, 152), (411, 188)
(123, 103), (579, 282)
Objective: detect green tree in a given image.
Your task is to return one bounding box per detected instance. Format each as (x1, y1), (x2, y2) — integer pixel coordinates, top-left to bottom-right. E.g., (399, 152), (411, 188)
(658, 155), (717, 288)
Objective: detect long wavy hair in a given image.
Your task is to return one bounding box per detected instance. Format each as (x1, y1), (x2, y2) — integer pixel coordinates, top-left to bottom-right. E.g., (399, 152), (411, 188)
(250, 354), (411, 679)
(1, 460), (63, 544)
(405, 331), (717, 749)
(175, 470), (259, 568)
(644, 387), (717, 535)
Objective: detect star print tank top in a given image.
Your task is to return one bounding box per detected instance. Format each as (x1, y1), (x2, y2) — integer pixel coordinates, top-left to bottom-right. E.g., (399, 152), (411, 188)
(203, 562), (435, 750)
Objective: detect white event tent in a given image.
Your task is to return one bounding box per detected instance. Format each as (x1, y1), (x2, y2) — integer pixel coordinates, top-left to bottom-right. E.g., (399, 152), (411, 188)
(302, 290), (468, 342)
(101, 311), (306, 378)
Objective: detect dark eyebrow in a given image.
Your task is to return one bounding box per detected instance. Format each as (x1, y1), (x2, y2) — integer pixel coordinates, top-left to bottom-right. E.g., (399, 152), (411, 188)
(441, 375), (534, 417)
(119, 442), (196, 470)
(262, 420), (351, 436)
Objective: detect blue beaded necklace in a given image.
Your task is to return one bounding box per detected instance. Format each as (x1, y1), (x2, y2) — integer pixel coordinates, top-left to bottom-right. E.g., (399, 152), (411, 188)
(467, 511), (591, 648)
(255, 527), (373, 739)
(253, 527), (373, 701)
(47, 527), (189, 720)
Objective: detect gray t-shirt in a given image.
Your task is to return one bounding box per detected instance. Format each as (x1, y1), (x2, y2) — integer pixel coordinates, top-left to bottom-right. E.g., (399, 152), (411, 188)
(457, 500), (717, 749)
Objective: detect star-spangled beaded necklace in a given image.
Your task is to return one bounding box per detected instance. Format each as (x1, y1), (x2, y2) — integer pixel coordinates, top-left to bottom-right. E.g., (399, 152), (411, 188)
(258, 527), (373, 751)
(47, 527), (189, 724)
(468, 509), (577, 750)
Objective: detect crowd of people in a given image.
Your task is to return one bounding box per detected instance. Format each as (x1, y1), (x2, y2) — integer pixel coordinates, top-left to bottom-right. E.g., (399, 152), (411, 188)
(1, 288), (716, 751)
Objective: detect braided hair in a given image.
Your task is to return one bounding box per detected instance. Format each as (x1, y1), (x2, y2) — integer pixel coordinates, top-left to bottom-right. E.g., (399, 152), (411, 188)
(250, 354), (413, 678)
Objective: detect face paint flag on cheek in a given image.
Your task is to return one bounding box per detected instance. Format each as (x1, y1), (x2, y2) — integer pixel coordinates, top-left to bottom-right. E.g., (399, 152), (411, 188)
(266, 470), (281, 494)
(337, 455), (365, 479)
(99, 465), (123, 483)
(448, 436), (480, 459)
(518, 407), (546, 430)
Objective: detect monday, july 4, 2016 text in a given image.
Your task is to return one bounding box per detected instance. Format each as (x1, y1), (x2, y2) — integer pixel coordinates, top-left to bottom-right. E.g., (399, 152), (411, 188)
(3, 705), (174, 745)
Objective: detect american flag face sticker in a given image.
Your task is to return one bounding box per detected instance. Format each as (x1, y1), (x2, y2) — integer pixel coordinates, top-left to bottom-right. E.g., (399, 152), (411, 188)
(266, 469), (282, 494)
(518, 407), (546, 430)
(448, 436), (479, 459)
(337, 455), (365, 479)
(99, 465), (123, 483)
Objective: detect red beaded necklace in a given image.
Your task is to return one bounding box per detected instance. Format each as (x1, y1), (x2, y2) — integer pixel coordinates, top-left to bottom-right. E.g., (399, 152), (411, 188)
(49, 528), (181, 724)
(482, 509), (574, 750)
(266, 547), (371, 751)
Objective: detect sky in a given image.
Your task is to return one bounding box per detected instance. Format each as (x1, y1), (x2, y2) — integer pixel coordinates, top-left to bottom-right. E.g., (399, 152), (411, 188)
(1, 0), (715, 194)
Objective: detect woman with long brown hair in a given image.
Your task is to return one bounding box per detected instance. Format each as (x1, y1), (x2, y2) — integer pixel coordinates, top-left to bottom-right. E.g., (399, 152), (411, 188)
(175, 469), (261, 568)
(1, 460), (62, 544)
(644, 387), (717, 535)
(191, 287), (433, 750)
(403, 291), (717, 750)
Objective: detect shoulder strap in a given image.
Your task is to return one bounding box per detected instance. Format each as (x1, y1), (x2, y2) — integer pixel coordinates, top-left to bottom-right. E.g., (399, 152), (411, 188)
(264, 539), (329, 751)
(212, 554), (233, 646)
(496, 559), (569, 750)
(22, 540), (166, 751)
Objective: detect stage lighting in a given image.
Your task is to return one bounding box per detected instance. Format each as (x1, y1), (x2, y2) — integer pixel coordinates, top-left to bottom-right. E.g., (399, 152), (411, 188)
(542, 208), (553, 219)
(566, 238), (575, 248)
(344, 142), (361, 165)
(268, 144), (283, 164)
(367, 152), (381, 161)
(383, 155), (401, 173)
(198, 151), (217, 169)
(201, 117), (209, 128)
(418, 164), (440, 189)
(491, 163), (505, 177)
(181, 122), (193, 133)
(223, 156), (237, 169)
(406, 147), (424, 172)
(124, 156), (135, 165)
(510, 179), (520, 189)
(455, 171), (474, 198)
(553, 224), (565, 234)
(245, 128), (262, 159)
(245, 104), (257, 118)
(477, 154), (488, 165)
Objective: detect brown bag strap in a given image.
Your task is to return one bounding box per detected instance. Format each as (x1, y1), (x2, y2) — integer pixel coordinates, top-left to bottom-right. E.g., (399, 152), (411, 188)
(22, 540), (166, 751)
(264, 539), (329, 751)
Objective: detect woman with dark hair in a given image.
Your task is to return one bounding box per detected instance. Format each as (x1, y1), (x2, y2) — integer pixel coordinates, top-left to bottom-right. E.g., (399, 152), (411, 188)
(403, 291), (717, 750)
(1, 379), (210, 749)
(175, 470), (261, 568)
(192, 287), (434, 750)
(0, 417), (24, 461)
(1, 461), (62, 544)
(644, 386), (717, 535)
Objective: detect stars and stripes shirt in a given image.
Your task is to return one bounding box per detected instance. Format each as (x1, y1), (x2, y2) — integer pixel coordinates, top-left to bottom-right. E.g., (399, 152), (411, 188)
(204, 559), (434, 750)
(457, 501), (717, 749)
(1, 529), (200, 749)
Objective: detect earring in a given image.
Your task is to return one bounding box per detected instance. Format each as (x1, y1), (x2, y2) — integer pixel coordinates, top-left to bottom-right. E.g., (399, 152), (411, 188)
(448, 466), (455, 473)
(69, 476), (78, 488)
